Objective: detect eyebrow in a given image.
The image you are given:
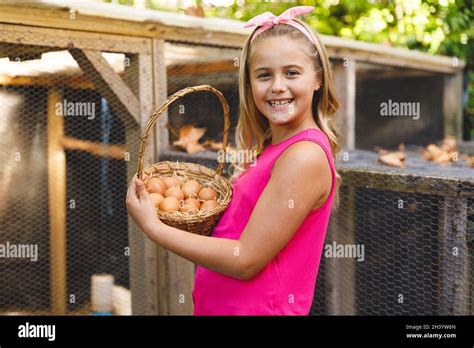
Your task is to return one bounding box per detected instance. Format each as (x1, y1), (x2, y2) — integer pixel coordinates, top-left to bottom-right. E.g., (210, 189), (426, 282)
(253, 64), (304, 72)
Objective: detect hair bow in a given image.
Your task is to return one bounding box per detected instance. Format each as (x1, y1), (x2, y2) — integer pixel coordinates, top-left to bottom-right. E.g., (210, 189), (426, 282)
(244, 6), (315, 44)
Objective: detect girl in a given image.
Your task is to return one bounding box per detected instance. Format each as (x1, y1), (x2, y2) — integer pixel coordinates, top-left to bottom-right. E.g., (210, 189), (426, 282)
(127, 6), (341, 316)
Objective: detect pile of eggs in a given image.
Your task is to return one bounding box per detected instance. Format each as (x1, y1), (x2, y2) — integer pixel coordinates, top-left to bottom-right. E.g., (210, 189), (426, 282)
(146, 176), (219, 215)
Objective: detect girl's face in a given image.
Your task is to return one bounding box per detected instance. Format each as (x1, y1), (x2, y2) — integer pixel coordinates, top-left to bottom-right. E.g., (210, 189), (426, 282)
(249, 36), (320, 125)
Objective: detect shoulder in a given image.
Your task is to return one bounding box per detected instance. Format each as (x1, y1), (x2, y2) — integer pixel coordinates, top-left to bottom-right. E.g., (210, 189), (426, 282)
(271, 140), (332, 205)
(273, 140), (331, 176)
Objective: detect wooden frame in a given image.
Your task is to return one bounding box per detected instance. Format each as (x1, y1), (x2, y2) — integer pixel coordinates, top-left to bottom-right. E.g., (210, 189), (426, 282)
(443, 72), (464, 140)
(68, 48), (140, 124)
(47, 87), (67, 315)
(0, 2), (464, 73)
(0, 23), (151, 54)
(0, 1), (468, 317)
(332, 58), (356, 150)
(439, 197), (471, 315)
(325, 186), (356, 315)
(0, 26), (160, 314)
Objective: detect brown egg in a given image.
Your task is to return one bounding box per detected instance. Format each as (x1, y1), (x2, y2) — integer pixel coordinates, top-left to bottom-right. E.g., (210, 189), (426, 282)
(164, 186), (184, 200)
(181, 180), (201, 199)
(149, 193), (164, 207)
(159, 196), (180, 212)
(200, 200), (218, 212)
(184, 198), (201, 209)
(198, 187), (217, 201)
(147, 177), (166, 195)
(162, 176), (181, 189)
(179, 203), (199, 215)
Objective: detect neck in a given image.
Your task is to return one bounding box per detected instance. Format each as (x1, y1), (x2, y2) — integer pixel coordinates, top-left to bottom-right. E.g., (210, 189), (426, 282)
(270, 113), (319, 145)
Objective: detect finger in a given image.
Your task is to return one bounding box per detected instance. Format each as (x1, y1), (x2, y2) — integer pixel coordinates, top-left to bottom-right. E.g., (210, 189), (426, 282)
(136, 179), (149, 200)
(129, 177), (139, 199)
(126, 176), (137, 199)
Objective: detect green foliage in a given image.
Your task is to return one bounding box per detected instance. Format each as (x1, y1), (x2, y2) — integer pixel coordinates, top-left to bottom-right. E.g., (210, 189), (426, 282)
(207, 0), (472, 60)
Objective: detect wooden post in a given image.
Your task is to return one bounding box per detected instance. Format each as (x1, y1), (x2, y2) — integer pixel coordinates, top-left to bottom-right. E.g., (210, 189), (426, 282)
(332, 58), (356, 150)
(47, 87), (66, 314)
(123, 51), (160, 315)
(152, 38), (195, 315)
(443, 71), (463, 141)
(439, 197), (470, 315)
(152, 39), (170, 315)
(325, 185), (357, 315)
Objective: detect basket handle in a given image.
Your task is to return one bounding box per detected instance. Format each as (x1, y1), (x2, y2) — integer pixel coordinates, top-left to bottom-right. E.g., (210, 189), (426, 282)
(137, 85), (230, 180)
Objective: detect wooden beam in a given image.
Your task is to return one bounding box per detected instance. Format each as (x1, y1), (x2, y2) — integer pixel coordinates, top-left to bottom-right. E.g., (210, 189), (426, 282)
(356, 65), (436, 80)
(68, 48), (140, 125)
(152, 40), (169, 167)
(152, 38), (196, 315)
(325, 46), (461, 74)
(152, 39), (171, 315)
(0, 23), (151, 54)
(325, 186), (356, 315)
(167, 60), (237, 77)
(137, 51), (160, 316)
(332, 58), (356, 150)
(439, 197), (470, 315)
(0, 75), (95, 89)
(123, 51), (162, 315)
(0, 43), (64, 61)
(60, 136), (126, 160)
(0, 3), (465, 73)
(0, 4), (246, 48)
(443, 72), (463, 141)
(47, 87), (67, 315)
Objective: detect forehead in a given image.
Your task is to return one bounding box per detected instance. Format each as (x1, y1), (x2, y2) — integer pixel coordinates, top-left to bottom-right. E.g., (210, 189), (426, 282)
(249, 36), (313, 68)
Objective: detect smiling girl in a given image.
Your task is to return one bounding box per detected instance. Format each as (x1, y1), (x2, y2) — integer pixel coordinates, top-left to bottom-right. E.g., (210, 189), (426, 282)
(127, 6), (340, 315)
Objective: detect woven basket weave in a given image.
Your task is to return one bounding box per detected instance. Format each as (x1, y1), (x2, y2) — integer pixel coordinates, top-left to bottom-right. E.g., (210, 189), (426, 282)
(136, 85), (233, 236)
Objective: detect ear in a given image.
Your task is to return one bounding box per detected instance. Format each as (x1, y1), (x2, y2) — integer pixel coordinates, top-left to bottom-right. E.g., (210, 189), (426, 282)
(314, 71), (322, 91)
(314, 80), (321, 92)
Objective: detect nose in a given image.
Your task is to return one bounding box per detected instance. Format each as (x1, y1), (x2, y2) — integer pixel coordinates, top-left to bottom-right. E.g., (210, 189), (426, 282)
(271, 75), (287, 93)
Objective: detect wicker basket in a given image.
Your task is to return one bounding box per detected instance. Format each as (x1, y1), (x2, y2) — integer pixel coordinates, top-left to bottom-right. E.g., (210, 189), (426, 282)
(136, 85), (233, 236)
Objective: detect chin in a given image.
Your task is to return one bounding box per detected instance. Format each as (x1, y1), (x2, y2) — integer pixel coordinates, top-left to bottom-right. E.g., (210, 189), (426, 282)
(266, 112), (297, 125)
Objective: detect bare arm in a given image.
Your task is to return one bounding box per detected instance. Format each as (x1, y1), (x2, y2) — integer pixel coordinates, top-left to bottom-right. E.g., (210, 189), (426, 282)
(142, 223), (245, 280)
(238, 141), (332, 278)
(127, 141), (332, 280)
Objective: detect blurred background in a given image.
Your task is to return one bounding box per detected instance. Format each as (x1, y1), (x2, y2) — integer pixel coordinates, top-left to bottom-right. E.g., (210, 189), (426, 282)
(100, 0), (473, 139)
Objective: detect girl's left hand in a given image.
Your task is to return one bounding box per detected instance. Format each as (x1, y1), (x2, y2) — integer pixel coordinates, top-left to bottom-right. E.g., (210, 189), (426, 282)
(126, 175), (164, 235)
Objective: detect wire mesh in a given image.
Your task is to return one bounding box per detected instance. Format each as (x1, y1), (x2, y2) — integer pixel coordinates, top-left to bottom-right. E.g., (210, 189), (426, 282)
(310, 150), (473, 315)
(161, 41), (241, 173)
(0, 30), (472, 317)
(0, 38), (141, 315)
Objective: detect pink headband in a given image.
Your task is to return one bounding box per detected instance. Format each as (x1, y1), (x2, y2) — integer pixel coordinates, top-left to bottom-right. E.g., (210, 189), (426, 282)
(244, 6), (316, 45)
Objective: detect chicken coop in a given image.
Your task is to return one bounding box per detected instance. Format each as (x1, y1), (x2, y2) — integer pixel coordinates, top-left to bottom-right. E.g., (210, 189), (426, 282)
(0, 1), (471, 316)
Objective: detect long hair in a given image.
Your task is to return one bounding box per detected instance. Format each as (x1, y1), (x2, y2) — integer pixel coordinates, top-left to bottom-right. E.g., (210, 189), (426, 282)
(230, 20), (342, 207)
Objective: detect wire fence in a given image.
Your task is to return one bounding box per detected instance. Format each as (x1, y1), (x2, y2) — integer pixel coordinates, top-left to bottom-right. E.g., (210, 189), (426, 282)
(1, 34), (472, 316)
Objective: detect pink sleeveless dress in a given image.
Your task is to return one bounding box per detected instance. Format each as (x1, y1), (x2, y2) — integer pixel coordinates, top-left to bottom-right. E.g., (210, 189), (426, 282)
(192, 128), (336, 315)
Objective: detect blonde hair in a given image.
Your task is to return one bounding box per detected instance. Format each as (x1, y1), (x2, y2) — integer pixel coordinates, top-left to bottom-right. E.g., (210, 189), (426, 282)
(230, 20), (342, 207)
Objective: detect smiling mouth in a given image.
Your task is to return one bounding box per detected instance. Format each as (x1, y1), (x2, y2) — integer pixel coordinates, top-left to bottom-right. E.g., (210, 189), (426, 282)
(267, 98), (294, 107)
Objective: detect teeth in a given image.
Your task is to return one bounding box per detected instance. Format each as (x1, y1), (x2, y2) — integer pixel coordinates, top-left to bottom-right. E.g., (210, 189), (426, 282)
(269, 99), (292, 106)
